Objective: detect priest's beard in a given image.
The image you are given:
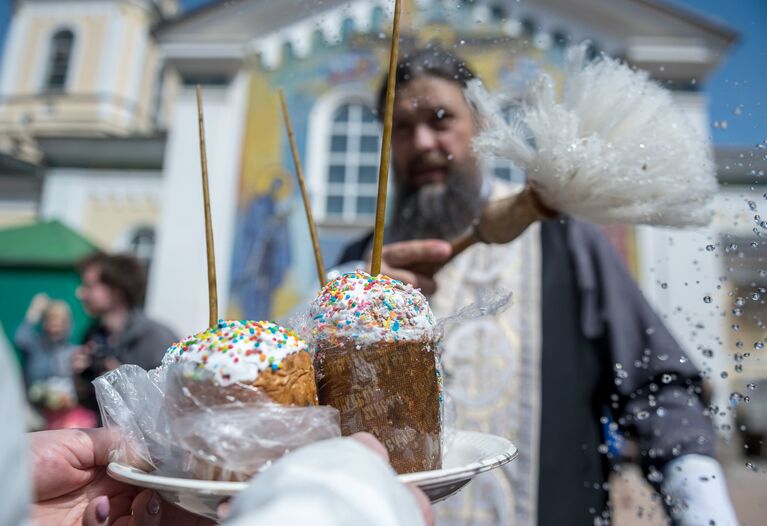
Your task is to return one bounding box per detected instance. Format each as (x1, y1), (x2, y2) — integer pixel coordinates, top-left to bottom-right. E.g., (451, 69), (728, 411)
(386, 163), (485, 243)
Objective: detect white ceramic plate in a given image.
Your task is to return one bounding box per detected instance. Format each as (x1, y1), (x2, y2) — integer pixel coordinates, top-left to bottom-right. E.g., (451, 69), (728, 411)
(108, 430), (517, 520)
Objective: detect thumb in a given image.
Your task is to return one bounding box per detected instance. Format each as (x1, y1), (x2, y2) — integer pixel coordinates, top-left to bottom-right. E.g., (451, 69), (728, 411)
(83, 495), (110, 526)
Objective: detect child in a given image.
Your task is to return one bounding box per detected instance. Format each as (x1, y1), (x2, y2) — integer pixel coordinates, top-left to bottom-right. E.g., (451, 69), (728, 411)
(15, 294), (76, 386)
(14, 294), (94, 429)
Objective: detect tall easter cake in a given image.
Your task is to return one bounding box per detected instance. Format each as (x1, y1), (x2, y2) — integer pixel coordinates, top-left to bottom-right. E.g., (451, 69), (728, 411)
(311, 272), (441, 473)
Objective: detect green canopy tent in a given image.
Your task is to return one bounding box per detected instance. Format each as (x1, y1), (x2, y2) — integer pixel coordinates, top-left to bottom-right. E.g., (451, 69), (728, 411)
(0, 220), (98, 366)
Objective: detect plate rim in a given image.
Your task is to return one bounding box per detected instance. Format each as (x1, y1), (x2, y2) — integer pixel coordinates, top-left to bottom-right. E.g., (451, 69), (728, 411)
(107, 430), (518, 496)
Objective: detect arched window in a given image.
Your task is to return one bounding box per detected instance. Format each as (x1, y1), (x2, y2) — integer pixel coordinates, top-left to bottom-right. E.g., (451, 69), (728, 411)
(128, 226), (156, 267)
(322, 101), (381, 222)
(44, 30), (74, 92)
(487, 104), (527, 184)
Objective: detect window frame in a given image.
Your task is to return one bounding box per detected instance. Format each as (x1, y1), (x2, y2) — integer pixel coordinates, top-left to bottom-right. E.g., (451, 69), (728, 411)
(306, 86), (381, 225)
(42, 28), (76, 93)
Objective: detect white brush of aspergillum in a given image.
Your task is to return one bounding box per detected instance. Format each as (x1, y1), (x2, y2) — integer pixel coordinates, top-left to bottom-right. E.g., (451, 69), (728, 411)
(468, 45), (718, 227)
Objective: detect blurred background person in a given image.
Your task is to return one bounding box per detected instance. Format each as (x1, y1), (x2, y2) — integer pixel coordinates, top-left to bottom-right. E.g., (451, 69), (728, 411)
(13, 293), (92, 430)
(74, 253), (177, 419)
(15, 293), (75, 389)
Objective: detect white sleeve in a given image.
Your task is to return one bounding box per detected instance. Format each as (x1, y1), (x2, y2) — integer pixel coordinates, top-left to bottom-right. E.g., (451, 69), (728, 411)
(225, 438), (425, 526)
(661, 454), (739, 526)
(0, 323), (32, 526)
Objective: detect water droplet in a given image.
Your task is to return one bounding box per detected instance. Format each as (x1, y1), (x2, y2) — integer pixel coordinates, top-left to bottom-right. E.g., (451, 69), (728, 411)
(730, 392), (743, 405)
(755, 341), (765, 350)
(735, 297), (746, 307)
(736, 341), (744, 348)
(660, 282), (668, 289)
(732, 308), (743, 317)
(732, 324), (740, 331)
(746, 461), (758, 472)
(735, 364), (743, 373)
(702, 349), (714, 358)
(597, 444), (608, 454)
(747, 383), (758, 390)
(721, 371), (729, 379)
(751, 292), (760, 301)
(748, 200), (758, 211)
(436, 108), (446, 119)
(703, 295), (712, 303)
(662, 374), (673, 383)
(705, 244), (716, 251)
(636, 411), (650, 420)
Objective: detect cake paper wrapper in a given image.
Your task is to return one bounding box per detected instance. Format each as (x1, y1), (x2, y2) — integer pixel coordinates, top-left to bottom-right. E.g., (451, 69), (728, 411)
(314, 337), (443, 474)
(94, 363), (340, 481)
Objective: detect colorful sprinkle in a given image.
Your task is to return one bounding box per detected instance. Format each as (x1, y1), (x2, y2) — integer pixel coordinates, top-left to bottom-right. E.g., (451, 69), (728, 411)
(309, 271), (434, 345)
(162, 320), (306, 386)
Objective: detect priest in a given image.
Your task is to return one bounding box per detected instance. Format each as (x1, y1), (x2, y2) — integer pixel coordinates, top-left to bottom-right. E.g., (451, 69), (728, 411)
(336, 47), (738, 526)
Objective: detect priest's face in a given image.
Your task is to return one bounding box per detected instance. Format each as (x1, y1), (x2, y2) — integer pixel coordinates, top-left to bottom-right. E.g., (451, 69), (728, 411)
(388, 75), (484, 241)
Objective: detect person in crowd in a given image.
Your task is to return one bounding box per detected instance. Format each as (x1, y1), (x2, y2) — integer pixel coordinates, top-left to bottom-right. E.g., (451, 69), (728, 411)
(14, 294), (93, 429)
(74, 253), (178, 417)
(15, 293), (76, 387)
(335, 46), (739, 526)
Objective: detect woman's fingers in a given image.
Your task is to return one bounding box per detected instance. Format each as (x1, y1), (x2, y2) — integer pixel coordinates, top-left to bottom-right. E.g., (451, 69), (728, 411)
(82, 495), (110, 526)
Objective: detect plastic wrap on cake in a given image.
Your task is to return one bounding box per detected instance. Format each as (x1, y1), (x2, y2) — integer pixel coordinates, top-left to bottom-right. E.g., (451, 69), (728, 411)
(94, 320), (340, 481)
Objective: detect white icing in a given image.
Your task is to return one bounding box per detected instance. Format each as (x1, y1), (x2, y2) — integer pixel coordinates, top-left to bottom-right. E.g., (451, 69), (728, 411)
(310, 272), (435, 344)
(163, 320), (307, 386)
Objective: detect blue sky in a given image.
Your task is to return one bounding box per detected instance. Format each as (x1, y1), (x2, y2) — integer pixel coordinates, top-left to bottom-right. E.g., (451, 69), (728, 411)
(0, 0), (764, 147)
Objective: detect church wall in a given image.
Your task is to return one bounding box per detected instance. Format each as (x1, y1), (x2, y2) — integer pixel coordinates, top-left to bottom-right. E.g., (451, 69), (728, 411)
(39, 167), (164, 252)
(0, 207), (38, 228)
(145, 76), (249, 335)
(0, 0), (161, 136)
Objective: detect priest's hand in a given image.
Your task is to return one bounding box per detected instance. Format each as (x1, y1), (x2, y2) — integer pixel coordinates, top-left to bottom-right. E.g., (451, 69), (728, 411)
(371, 239), (452, 295)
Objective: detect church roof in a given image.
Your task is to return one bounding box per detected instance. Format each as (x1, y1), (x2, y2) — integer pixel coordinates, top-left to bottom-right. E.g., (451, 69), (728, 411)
(0, 219), (97, 268)
(154, 0), (736, 78)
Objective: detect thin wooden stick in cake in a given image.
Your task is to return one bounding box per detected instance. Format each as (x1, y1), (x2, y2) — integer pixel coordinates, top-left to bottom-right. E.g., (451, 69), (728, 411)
(370, 0), (402, 276)
(196, 84), (218, 328)
(278, 88), (327, 288)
